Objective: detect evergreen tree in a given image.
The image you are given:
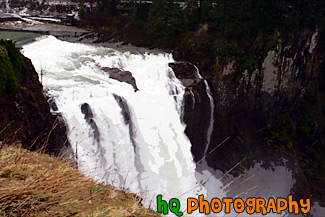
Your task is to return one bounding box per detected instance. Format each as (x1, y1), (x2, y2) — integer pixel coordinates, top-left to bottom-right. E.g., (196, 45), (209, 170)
(147, 0), (168, 39)
(185, 0), (200, 30)
(200, 0), (213, 22)
(167, 3), (187, 38)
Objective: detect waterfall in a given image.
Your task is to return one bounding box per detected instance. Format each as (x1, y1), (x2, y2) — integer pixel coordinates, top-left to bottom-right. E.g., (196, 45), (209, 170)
(22, 36), (306, 217)
(22, 36), (224, 215)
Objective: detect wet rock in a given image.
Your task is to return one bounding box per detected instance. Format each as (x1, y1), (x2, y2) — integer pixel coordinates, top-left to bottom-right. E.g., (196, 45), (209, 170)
(182, 81), (212, 161)
(113, 94), (136, 151)
(80, 103), (100, 144)
(169, 62), (197, 79)
(169, 61), (213, 161)
(52, 31), (97, 43)
(95, 33), (123, 44)
(48, 97), (58, 112)
(113, 95), (131, 124)
(171, 50), (185, 61)
(169, 62), (200, 87)
(101, 67), (139, 92)
(169, 30), (325, 204)
(81, 103), (94, 119)
(195, 29), (325, 204)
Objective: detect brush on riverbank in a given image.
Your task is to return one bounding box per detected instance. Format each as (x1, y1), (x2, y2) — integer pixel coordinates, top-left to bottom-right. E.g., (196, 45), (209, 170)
(0, 142), (159, 216)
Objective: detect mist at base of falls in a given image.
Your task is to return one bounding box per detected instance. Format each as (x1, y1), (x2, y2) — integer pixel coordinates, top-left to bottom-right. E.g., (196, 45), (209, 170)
(23, 36), (312, 217)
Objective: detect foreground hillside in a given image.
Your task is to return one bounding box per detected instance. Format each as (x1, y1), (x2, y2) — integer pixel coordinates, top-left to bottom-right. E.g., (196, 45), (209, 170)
(0, 143), (159, 217)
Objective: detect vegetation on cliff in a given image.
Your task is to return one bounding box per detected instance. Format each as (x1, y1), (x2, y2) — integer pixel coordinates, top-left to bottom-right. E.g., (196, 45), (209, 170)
(78, 0), (325, 72)
(0, 40), (67, 154)
(0, 143), (159, 216)
(0, 39), (25, 96)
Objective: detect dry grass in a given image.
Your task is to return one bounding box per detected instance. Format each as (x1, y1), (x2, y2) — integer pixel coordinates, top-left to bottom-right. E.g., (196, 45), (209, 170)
(0, 142), (159, 217)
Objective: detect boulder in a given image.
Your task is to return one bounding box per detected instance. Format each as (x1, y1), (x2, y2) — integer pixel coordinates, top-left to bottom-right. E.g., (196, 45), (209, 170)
(169, 62), (201, 87)
(101, 67), (139, 92)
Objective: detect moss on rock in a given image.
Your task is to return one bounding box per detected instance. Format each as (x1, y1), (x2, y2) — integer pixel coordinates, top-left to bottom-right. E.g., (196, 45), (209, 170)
(0, 41), (20, 96)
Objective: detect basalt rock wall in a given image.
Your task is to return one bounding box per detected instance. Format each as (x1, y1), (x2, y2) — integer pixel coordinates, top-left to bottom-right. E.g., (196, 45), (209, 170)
(0, 43), (68, 155)
(172, 29), (325, 205)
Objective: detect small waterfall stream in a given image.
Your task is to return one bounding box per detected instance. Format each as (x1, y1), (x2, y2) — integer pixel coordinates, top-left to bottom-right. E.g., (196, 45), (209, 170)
(190, 63), (215, 157)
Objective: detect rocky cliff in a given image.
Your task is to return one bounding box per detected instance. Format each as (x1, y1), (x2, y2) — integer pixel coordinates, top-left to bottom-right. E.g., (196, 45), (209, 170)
(0, 40), (68, 155)
(172, 29), (325, 205)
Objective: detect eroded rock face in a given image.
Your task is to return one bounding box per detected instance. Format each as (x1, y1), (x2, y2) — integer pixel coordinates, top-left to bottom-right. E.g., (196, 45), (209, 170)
(81, 103), (100, 144)
(169, 62), (201, 87)
(169, 62), (198, 79)
(101, 67), (139, 92)
(170, 61), (212, 161)
(182, 82), (212, 161)
(113, 94), (137, 151)
(173, 29), (325, 204)
(0, 56), (69, 155)
(211, 30), (325, 205)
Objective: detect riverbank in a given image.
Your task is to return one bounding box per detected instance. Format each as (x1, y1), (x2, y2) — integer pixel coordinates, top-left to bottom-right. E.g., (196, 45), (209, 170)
(0, 21), (94, 43)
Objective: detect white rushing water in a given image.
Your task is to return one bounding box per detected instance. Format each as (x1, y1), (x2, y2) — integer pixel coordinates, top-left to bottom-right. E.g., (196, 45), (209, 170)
(22, 36), (223, 215)
(23, 36), (321, 217)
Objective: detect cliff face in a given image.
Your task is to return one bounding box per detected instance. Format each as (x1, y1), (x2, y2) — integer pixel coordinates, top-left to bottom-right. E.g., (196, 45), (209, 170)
(0, 41), (68, 155)
(173, 29), (325, 205)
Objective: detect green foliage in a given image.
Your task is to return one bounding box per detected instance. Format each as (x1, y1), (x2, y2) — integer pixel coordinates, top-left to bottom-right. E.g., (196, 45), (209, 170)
(184, 0), (199, 30)
(253, 0), (283, 34)
(261, 94), (325, 204)
(2, 39), (25, 78)
(0, 45), (14, 95)
(200, 0), (213, 22)
(285, 0), (325, 30)
(210, 0), (255, 39)
(209, 0), (324, 38)
(78, 6), (87, 20)
(147, 0), (168, 39)
(100, 0), (117, 15)
(263, 114), (296, 154)
(80, 0), (325, 74)
(147, 0), (186, 46)
(167, 4), (187, 38)
(0, 40), (24, 96)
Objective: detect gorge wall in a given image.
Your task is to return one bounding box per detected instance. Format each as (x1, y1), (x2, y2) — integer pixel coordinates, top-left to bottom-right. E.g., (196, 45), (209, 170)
(0, 40), (68, 155)
(172, 29), (325, 205)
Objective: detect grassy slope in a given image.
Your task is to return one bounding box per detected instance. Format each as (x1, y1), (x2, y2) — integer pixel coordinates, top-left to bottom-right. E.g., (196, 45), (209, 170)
(0, 143), (159, 217)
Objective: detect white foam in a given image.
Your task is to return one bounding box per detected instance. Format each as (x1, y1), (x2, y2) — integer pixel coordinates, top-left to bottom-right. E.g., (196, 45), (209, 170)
(23, 36), (217, 215)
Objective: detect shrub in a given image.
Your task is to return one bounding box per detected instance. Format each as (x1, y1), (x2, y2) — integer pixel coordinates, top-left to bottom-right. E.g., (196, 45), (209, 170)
(0, 40), (24, 96)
